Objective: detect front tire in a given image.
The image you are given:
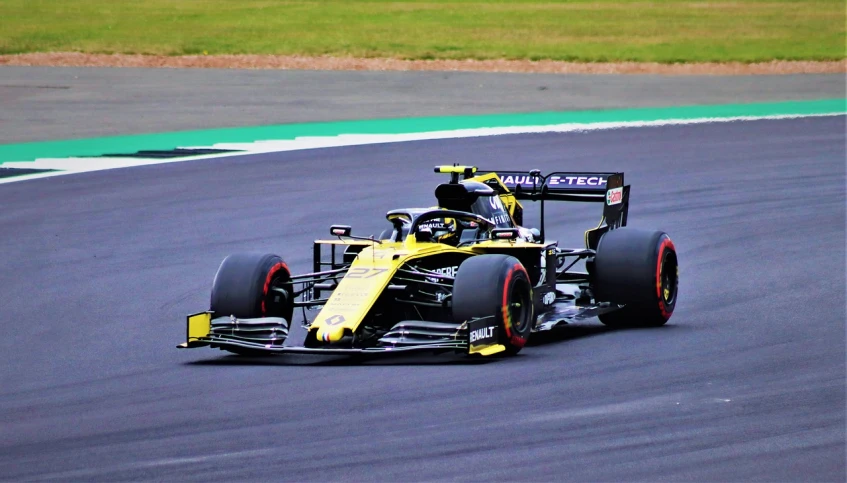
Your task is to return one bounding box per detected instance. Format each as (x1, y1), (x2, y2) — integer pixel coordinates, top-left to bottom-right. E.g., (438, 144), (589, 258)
(210, 253), (293, 354)
(452, 255), (534, 355)
(594, 229), (678, 327)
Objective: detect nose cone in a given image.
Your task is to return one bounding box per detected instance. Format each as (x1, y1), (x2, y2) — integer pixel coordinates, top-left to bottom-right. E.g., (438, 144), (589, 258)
(317, 326), (346, 343)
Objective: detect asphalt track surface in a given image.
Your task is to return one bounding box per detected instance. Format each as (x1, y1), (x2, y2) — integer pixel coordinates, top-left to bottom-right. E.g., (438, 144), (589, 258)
(1, 66), (845, 143)
(0, 115), (844, 481)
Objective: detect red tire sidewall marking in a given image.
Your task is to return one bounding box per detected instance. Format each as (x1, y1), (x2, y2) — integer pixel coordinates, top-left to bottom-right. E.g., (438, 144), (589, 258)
(655, 237), (675, 320)
(501, 262), (529, 349)
(262, 261), (289, 316)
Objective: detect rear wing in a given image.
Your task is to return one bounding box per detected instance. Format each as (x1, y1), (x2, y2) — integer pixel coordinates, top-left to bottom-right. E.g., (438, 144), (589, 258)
(433, 165), (630, 248)
(490, 171), (618, 202)
(478, 169), (630, 247)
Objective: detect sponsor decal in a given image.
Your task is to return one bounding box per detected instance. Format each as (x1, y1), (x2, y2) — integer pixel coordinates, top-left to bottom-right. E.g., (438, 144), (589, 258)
(490, 213), (511, 225)
(500, 173), (608, 190)
(470, 326), (497, 343)
(542, 291), (555, 306)
(322, 300), (357, 308)
(606, 186), (623, 205)
(331, 291), (370, 298)
(488, 196), (505, 210)
(425, 265), (458, 283)
(501, 175), (543, 187)
(432, 265), (458, 277)
(346, 267), (388, 279)
(468, 317), (499, 346)
(418, 220), (447, 230)
(547, 175), (607, 187)
(324, 314), (346, 326)
(322, 290), (362, 307)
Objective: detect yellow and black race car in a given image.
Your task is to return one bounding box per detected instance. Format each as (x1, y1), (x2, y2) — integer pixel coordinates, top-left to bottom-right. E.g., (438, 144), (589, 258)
(178, 165), (679, 358)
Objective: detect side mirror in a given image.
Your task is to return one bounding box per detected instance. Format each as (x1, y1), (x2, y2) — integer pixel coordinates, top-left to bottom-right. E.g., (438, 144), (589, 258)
(491, 228), (520, 241)
(330, 225), (352, 237)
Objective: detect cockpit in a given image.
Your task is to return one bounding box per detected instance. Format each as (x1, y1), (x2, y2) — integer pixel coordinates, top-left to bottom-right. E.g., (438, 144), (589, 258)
(378, 180), (516, 247)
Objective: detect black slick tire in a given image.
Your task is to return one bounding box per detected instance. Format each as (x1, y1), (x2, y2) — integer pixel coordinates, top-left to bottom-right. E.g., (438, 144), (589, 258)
(452, 254), (534, 355)
(211, 253), (292, 319)
(210, 253), (292, 354)
(593, 228), (678, 327)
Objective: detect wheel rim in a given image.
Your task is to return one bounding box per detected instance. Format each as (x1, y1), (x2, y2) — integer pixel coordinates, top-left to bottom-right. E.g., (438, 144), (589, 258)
(509, 279), (532, 333)
(263, 272), (290, 317)
(660, 250), (678, 306)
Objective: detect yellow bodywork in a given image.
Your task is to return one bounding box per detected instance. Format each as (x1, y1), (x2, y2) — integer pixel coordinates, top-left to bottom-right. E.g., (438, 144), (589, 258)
(311, 243), (400, 343)
(312, 236), (450, 342)
(187, 312), (211, 340)
(310, 232), (543, 344)
(177, 311), (212, 347)
(469, 343), (506, 356)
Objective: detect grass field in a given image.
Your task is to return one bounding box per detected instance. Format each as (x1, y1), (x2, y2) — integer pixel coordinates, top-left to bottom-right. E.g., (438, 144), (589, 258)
(1, 1), (844, 63)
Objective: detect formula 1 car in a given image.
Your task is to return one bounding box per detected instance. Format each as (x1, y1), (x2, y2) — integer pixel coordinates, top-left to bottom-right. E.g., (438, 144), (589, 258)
(178, 165), (678, 357)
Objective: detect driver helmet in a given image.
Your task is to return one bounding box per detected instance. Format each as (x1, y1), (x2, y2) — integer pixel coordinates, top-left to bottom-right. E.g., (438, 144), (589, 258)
(418, 218), (456, 244)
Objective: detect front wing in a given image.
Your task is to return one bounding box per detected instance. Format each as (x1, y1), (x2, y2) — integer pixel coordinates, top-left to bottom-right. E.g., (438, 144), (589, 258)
(178, 312), (505, 356)
(177, 292), (617, 357)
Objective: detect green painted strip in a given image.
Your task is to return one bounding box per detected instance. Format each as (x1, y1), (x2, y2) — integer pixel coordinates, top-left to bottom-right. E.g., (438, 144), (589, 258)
(1, 99), (844, 165)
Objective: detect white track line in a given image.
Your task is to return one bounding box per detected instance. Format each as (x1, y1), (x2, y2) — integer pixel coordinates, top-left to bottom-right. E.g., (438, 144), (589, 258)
(1, 113), (842, 185)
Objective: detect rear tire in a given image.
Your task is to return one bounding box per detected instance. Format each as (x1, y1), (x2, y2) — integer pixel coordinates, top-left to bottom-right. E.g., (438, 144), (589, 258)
(452, 255), (534, 355)
(594, 229), (678, 327)
(210, 253), (292, 354)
